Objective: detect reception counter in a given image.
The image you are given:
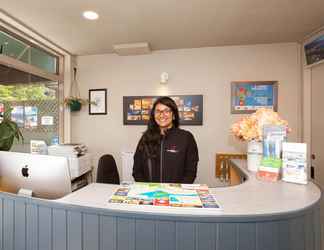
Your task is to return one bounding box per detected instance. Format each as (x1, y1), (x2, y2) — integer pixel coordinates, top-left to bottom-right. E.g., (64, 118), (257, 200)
(0, 159), (321, 250)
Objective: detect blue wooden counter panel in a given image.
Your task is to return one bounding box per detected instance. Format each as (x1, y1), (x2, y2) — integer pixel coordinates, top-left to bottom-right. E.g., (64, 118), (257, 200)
(0, 159), (321, 250)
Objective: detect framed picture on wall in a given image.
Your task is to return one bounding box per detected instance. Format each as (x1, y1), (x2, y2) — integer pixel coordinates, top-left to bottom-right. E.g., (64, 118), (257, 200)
(303, 29), (324, 67)
(231, 81), (278, 114)
(89, 89), (107, 115)
(123, 95), (203, 125)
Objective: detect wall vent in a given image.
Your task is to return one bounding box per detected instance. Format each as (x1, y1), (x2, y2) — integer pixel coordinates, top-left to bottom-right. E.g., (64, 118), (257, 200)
(113, 42), (151, 56)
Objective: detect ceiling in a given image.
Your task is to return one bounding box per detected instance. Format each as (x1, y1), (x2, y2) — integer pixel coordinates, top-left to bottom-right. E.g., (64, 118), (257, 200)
(1, 0), (324, 56)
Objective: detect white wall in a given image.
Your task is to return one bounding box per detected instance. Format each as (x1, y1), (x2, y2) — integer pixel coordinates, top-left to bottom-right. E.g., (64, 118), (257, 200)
(73, 43), (301, 186)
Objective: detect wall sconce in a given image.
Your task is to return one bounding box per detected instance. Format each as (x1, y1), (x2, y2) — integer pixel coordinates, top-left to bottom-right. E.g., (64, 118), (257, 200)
(160, 72), (169, 84)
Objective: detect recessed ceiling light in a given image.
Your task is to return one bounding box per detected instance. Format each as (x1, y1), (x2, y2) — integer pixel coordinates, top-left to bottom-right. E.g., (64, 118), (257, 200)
(82, 11), (99, 20)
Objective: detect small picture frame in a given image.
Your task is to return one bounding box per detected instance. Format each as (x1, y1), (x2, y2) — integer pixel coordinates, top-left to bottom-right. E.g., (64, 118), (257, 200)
(231, 81), (278, 114)
(89, 89), (107, 115)
(303, 29), (324, 67)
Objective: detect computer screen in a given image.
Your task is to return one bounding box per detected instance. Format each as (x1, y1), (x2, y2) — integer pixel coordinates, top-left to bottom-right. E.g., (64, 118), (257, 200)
(0, 151), (72, 199)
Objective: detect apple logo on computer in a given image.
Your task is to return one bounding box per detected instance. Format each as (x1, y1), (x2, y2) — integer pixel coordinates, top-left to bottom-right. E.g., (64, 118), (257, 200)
(21, 165), (29, 177)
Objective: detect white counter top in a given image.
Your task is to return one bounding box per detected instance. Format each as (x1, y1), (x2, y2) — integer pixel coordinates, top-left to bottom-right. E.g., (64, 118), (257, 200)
(58, 159), (321, 217)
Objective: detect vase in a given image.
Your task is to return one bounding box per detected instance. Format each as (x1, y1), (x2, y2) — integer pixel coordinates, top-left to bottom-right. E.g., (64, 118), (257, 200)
(247, 140), (263, 172)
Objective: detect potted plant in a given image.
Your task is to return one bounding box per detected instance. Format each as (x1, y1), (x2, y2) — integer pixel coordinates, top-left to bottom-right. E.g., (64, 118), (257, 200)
(64, 68), (89, 112)
(231, 108), (290, 142)
(0, 107), (23, 151)
(64, 96), (88, 112)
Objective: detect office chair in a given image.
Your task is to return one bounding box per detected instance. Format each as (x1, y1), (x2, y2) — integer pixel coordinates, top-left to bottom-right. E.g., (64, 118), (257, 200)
(96, 154), (120, 184)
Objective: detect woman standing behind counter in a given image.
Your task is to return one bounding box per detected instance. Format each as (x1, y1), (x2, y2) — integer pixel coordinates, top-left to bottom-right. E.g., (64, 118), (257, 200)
(132, 96), (199, 183)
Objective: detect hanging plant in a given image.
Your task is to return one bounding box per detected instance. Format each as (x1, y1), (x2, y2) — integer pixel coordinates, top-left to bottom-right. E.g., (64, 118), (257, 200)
(64, 67), (89, 112)
(64, 96), (88, 112)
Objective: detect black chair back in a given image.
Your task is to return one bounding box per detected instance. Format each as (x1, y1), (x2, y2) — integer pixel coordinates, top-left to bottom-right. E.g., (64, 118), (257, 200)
(96, 154), (120, 184)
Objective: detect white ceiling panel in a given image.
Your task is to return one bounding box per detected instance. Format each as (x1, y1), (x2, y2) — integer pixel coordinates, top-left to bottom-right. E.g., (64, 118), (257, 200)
(1, 0), (324, 55)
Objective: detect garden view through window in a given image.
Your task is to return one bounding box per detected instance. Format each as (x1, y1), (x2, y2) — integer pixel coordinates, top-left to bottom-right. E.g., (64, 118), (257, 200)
(0, 81), (59, 152)
(0, 27), (63, 152)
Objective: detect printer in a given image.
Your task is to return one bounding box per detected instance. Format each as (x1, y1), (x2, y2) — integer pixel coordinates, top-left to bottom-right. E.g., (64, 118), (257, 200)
(48, 144), (92, 180)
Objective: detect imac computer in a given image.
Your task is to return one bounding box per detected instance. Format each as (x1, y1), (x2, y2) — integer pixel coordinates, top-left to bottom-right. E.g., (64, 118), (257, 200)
(0, 151), (72, 199)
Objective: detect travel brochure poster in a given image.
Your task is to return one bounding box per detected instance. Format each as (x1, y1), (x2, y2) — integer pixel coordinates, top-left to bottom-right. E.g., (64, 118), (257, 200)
(9, 106), (38, 129)
(24, 106), (38, 128)
(231, 81), (278, 114)
(11, 106), (24, 127)
(123, 95), (203, 125)
(1, 104), (54, 129)
(109, 183), (221, 209)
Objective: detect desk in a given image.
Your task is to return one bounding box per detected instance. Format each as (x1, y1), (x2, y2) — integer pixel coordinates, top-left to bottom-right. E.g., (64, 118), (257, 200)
(0, 160), (321, 250)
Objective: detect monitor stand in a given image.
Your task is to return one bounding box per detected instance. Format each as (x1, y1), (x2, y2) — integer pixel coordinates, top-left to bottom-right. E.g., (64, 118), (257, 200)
(17, 188), (33, 197)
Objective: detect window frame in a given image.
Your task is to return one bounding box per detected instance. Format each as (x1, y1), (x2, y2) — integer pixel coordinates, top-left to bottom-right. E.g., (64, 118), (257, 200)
(0, 25), (65, 142)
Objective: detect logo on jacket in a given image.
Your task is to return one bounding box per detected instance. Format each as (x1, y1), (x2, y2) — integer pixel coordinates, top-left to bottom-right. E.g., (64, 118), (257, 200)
(166, 144), (179, 153)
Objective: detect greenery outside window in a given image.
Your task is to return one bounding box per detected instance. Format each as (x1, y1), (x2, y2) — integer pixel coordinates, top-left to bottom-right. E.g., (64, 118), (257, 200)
(0, 82), (59, 151)
(0, 25), (64, 152)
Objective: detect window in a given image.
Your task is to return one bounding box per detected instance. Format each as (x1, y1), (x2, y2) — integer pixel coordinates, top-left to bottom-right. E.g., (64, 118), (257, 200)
(0, 27), (64, 152)
(0, 81), (59, 149)
(0, 30), (58, 74)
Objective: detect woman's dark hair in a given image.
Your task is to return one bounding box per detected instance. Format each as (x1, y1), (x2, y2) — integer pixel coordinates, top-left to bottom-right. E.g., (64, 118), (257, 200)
(139, 96), (179, 158)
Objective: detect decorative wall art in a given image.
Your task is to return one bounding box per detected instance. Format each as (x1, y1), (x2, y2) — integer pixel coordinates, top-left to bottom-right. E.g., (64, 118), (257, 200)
(89, 89), (107, 115)
(123, 95), (203, 125)
(231, 81), (278, 114)
(304, 29), (324, 67)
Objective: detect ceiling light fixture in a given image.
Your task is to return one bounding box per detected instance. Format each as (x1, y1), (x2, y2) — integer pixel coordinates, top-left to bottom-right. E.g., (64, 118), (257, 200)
(82, 11), (99, 20)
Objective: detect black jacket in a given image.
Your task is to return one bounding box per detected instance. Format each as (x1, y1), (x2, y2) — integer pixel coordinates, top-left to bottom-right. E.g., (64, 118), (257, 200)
(132, 128), (199, 183)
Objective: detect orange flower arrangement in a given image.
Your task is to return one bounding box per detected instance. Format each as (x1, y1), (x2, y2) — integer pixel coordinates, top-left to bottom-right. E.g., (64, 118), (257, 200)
(231, 108), (290, 141)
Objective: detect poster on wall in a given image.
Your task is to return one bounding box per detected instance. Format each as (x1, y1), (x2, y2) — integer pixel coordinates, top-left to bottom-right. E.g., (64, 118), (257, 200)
(231, 81), (278, 114)
(24, 106), (38, 128)
(304, 30), (324, 67)
(11, 106), (24, 127)
(123, 95), (203, 125)
(89, 88), (107, 115)
(41, 116), (54, 126)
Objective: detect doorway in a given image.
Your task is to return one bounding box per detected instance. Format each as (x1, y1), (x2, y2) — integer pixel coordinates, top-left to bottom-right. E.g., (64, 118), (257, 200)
(311, 62), (324, 248)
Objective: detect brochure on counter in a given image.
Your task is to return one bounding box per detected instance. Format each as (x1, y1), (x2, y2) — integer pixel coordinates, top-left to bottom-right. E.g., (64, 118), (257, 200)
(109, 182), (222, 210)
(257, 125), (287, 182)
(282, 142), (308, 185)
